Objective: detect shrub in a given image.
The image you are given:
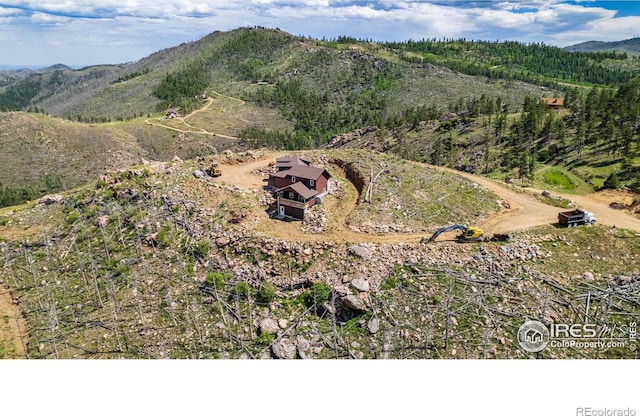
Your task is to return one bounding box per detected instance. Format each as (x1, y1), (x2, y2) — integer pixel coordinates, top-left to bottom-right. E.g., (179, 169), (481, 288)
(66, 211), (79, 224)
(306, 281), (331, 308)
(184, 239), (210, 258)
(602, 172), (620, 190)
(155, 226), (172, 248)
(232, 281), (251, 300)
(205, 271), (227, 289)
(256, 281), (277, 305)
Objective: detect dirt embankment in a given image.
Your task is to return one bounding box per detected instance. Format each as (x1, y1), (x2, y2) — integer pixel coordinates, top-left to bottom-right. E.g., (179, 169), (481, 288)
(330, 158), (365, 195)
(0, 284), (28, 359)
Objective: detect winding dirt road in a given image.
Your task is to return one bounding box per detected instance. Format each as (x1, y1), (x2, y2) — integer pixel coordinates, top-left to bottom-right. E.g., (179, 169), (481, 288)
(144, 91), (244, 140)
(140, 90), (640, 235)
(219, 156), (640, 241)
(433, 165), (640, 234)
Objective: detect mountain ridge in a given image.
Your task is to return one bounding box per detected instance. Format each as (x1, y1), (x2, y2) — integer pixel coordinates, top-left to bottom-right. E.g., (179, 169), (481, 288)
(564, 37), (640, 55)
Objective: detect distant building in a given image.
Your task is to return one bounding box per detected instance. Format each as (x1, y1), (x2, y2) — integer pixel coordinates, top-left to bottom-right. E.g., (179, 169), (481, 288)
(268, 157), (331, 220)
(541, 97), (564, 108)
(166, 106), (178, 118)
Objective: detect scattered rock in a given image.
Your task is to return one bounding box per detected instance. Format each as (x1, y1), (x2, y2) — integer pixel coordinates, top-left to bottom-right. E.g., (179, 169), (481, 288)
(341, 294), (368, 311)
(193, 170), (205, 179)
(351, 278), (370, 292)
(582, 271), (595, 281)
(296, 336), (311, 359)
(38, 194), (63, 205)
(348, 245), (373, 261)
(367, 318), (380, 334)
(271, 338), (297, 359)
(259, 318), (279, 334)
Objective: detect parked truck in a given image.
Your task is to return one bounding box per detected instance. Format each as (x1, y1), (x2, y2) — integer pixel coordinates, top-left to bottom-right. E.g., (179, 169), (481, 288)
(558, 209), (596, 227)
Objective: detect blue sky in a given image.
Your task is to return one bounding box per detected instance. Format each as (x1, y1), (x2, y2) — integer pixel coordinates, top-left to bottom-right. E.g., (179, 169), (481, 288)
(1, 1), (639, 67)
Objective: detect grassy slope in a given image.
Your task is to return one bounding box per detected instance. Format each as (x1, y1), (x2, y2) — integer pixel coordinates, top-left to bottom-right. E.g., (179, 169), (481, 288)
(0, 112), (145, 188)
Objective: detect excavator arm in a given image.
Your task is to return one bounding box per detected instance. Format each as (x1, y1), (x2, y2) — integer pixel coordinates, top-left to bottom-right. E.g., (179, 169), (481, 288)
(428, 224), (469, 242)
(428, 224), (483, 242)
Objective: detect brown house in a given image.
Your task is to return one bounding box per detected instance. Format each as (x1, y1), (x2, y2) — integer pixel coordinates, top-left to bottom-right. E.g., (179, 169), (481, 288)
(541, 97), (564, 108)
(268, 159), (331, 220)
(274, 155), (311, 171)
(166, 106), (178, 118)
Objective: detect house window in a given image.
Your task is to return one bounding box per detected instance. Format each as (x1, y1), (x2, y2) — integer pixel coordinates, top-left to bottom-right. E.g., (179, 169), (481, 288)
(310, 179), (315, 187)
(291, 176), (296, 183)
(289, 192), (294, 200)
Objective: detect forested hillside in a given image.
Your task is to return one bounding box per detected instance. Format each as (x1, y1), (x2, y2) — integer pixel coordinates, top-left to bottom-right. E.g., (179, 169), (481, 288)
(1, 27), (639, 206)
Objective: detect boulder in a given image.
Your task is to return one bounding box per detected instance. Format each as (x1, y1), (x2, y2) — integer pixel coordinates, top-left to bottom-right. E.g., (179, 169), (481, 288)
(296, 336), (311, 359)
(351, 278), (370, 293)
(367, 318), (380, 334)
(342, 294), (368, 312)
(348, 245), (373, 261)
(259, 318), (279, 334)
(38, 194), (63, 205)
(272, 338), (297, 359)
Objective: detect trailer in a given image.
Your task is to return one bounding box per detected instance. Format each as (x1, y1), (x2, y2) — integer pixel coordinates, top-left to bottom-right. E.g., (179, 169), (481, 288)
(558, 209), (596, 227)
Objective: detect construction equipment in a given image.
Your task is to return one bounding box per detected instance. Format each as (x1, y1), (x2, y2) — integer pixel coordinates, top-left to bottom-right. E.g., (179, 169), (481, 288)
(428, 224), (484, 243)
(558, 209), (596, 227)
(205, 163), (222, 177)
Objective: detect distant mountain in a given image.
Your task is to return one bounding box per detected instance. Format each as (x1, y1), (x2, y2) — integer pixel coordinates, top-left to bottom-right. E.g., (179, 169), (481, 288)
(39, 63), (74, 72)
(564, 38), (640, 55)
(0, 64), (75, 88)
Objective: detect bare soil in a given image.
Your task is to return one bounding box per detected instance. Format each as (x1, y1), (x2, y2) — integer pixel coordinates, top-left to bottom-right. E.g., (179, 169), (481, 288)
(0, 285), (28, 359)
(231, 156), (640, 241)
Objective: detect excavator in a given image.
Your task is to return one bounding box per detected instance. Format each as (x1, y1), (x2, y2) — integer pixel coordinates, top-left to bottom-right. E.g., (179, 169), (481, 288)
(427, 224), (484, 243)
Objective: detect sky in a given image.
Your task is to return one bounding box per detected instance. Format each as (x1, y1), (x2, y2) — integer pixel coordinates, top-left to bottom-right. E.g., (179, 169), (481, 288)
(1, 1), (640, 67)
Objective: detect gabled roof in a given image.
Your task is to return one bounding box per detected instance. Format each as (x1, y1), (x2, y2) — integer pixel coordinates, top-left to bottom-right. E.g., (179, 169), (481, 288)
(275, 155), (311, 170)
(278, 181), (318, 199)
(272, 164), (330, 181)
(541, 97), (564, 106)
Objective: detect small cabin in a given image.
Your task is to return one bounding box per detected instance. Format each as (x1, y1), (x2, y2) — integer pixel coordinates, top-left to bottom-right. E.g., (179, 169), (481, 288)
(541, 97), (564, 108)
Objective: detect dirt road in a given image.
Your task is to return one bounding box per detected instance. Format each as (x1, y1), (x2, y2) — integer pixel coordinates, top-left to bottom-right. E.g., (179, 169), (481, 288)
(217, 157), (273, 189)
(222, 156), (640, 240)
(144, 91), (244, 140)
(433, 165), (640, 233)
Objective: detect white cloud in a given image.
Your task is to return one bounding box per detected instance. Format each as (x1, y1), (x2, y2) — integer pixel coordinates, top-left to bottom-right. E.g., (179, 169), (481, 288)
(549, 15), (640, 45)
(30, 11), (72, 24)
(1, 1), (639, 65)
